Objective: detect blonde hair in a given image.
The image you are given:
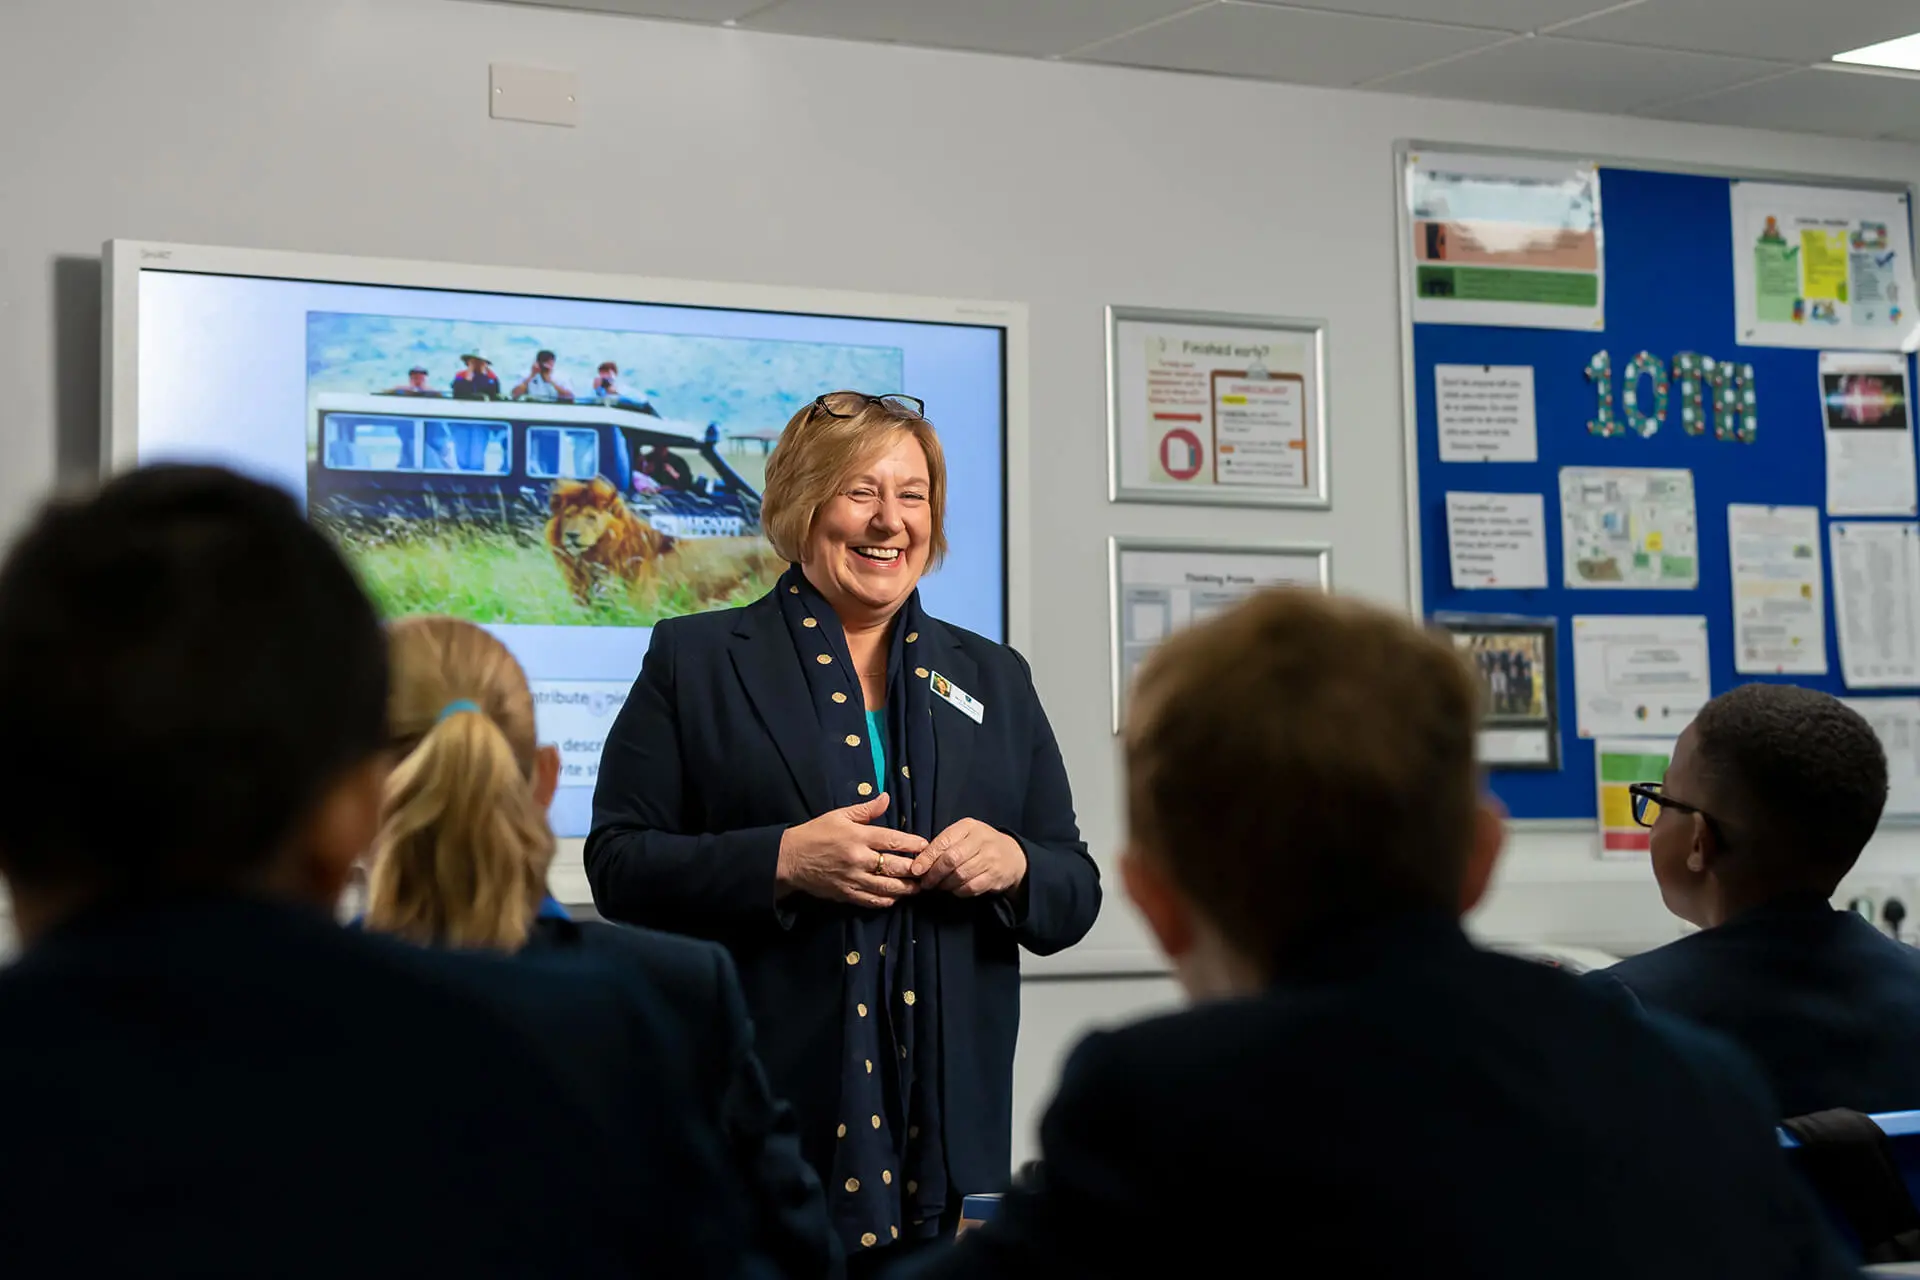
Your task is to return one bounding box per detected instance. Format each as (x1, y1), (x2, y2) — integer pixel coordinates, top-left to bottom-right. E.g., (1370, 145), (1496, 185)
(761, 393), (948, 569)
(1126, 589), (1480, 969)
(365, 616), (553, 952)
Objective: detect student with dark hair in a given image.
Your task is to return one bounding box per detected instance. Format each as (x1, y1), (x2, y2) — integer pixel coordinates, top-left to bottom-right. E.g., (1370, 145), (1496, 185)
(1599, 683), (1920, 1116)
(901, 590), (1851, 1280)
(0, 466), (744, 1278)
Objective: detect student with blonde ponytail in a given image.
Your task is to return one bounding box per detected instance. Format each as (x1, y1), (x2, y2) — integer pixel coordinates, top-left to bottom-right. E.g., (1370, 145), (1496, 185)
(368, 616), (558, 950)
(367, 616), (841, 1280)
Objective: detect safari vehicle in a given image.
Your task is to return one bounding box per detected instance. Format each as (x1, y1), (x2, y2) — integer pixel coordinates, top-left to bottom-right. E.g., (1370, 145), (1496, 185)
(307, 393), (762, 537)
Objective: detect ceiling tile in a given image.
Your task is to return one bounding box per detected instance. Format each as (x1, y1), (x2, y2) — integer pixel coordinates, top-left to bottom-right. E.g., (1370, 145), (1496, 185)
(1239, 1), (1630, 32)
(1555, 0), (1920, 63)
(1644, 65), (1920, 141)
(488, 0), (770, 20)
(742, 0), (1207, 58)
(1373, 35), (1784, 113)
(1076, 3), (1508, 86)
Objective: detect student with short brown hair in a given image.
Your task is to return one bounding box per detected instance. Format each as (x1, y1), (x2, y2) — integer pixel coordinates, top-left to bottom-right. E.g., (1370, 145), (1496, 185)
(1122, 587), (1489, 988)
(900, 589), (1852, 1280)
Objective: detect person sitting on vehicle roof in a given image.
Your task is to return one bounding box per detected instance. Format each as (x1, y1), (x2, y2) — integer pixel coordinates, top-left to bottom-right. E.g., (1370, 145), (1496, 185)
(385, 367), (443, 398)
(593, 363), (621, 402)
(591, 362), (656, 413)
(452, 355), (501, 401)
(513, 350), (574, 404)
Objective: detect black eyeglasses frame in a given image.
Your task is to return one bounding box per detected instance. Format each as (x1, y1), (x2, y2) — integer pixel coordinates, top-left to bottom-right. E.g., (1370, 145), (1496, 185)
(809, 392), (926, 420)
(1626, 781), (1729, 849)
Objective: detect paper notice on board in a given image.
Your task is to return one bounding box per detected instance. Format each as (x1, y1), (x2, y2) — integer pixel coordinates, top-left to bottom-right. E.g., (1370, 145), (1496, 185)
(1841, 698), (1920, 819)
(1407, 150), (1604, 331)
(1210, 370), (1306, 487)
(1731, 182), (1919, 350)
(1831, 522), (1920, 688)
(1559, 467), (1699, 589)
(1802, 227), (1850, 301)
(1727, 504), (1827, 676)
(1822, 350), (1918, 516)
(1571, 615), (1711, 739)
(1446, 492), (1547, 589)
(1436, 365), (1538, 462)
(1595, 739), (1676, 859)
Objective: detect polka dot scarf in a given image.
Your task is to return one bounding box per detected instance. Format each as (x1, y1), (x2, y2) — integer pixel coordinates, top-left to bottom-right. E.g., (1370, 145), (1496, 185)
(777, 565), (948, 1254)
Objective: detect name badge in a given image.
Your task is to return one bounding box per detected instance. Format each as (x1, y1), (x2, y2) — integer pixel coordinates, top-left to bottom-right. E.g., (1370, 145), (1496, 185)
(930, 670), (984, 724)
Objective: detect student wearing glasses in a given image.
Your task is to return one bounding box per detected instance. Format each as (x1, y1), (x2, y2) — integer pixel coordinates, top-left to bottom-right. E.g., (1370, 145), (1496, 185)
(586, 391), (1102, 1277)
(1599, 683), (1920, 1117)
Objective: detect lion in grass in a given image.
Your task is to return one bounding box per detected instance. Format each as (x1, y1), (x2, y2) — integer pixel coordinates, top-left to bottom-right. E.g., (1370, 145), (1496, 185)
(547, 478), (675, 606)
(545, 478), (785, 608)
(658, 535), (789, 605)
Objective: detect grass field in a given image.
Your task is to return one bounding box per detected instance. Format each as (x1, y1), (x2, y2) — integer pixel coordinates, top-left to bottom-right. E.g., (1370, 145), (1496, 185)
(325, 516), (781, 627)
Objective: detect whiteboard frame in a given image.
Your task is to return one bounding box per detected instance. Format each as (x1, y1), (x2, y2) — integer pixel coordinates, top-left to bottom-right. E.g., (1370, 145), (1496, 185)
(1105, 304), (1332, 510)
(1108, 534), (1333, 734)
(1393, 141), (1920, 830)
(101, 238), (1034, 896)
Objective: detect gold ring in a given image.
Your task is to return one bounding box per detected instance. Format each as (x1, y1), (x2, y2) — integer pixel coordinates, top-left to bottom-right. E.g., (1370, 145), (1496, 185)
(875, 853), (887, 876)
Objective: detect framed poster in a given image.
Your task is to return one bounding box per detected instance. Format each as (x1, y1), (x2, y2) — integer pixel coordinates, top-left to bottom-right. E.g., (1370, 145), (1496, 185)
(1109, 537), (1331, 732)
(1434, 613), (1560, 771)
(1106, 306), (1329, 509)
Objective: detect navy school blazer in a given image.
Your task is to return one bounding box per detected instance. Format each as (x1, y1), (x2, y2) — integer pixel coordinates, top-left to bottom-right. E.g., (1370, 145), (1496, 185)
(1598, 894), (1920, 1117)
(526, 910), (842, 1280)
(585, 589), (1103, 1194)
(0, 894), (746, 1278)
(896, 913), (1854, 1280)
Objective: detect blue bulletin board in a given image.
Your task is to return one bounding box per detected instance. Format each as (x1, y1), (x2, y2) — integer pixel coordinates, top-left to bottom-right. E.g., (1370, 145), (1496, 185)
(1403, 151), (1919, 822)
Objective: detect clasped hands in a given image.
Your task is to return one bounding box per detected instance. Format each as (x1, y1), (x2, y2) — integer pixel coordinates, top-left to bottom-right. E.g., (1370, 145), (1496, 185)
(774, 792), (1026, 911)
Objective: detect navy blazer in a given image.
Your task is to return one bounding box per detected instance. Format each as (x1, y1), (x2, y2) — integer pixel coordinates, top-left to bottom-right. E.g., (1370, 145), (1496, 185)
(896, 914), (1853, 1280)
(1601, 894), (1920, 1117)
(0, 894), (745, 1278)
(527, 913), (841, 1280)
(586, 591), (1102, 1194)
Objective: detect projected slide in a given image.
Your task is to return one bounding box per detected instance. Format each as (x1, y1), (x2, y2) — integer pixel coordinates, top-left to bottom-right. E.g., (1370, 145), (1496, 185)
(306, 312), (901, 626)
(133, 268), (1007, 837)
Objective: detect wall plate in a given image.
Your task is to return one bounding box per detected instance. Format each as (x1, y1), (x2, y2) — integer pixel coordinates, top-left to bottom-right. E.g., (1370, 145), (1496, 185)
(490, 64), (579, 127)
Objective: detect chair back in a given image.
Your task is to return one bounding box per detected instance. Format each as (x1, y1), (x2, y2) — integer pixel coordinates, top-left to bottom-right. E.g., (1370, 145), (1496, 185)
(1781, 1111), (1920, 1200)
(956, 1194), (1001, 1240)
(1780, 1109), (1920, 1261)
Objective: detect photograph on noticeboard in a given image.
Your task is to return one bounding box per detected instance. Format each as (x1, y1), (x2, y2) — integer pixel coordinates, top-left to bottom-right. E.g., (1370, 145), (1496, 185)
(1436, 614), (1559, 772)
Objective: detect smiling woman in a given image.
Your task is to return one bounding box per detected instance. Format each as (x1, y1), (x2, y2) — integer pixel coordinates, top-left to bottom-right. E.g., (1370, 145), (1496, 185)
(584, 390), (1102, 1277)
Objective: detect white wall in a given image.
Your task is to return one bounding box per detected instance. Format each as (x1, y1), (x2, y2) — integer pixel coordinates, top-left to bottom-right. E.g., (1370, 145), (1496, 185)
(10, 0), (1920, 1165)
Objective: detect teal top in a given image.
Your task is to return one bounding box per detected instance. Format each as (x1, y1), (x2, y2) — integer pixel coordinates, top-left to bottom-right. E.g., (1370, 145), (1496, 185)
(865, 709), (888, 794)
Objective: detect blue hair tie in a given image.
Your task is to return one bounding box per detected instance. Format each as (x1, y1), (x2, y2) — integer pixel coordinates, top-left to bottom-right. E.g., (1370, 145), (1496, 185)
(438, 699), (483, 722)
